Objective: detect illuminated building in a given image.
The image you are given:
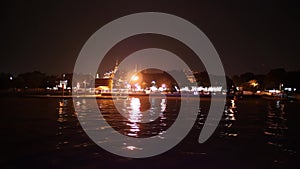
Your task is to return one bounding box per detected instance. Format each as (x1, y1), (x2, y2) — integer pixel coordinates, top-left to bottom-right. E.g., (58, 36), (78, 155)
(95, 60), (118, 93)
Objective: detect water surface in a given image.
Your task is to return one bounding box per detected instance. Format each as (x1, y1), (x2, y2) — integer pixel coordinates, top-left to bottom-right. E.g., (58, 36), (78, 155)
(0, 96), (298, 169)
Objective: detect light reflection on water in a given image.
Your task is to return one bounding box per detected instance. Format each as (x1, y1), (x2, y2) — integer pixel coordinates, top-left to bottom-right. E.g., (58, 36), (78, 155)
(56, 97), (239, 151)
(50, 97), (298, 168)
(264, 99), (297, 163)
(56, 99), (69, 150)
(4, 96), (300, 168)
(56, 99), (92, 150)
(98, 97), (176, 138)
(195, 99), (238, 138)
(64, 96), (238, 150)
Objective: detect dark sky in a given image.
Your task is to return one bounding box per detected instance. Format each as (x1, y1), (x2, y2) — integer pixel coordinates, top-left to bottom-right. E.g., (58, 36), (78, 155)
(1, 0), (299, 76)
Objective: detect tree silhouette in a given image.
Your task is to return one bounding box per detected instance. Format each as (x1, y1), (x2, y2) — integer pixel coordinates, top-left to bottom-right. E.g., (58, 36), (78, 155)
(265, 68), (286, 89)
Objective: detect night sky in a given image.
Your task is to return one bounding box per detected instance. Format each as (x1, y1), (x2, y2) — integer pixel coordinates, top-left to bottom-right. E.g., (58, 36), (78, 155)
(1, 0), (299, 76)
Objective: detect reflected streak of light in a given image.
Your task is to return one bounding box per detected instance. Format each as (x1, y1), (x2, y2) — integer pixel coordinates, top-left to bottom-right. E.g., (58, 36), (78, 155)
(160, 98), (166, 112)
(128, 97), (142, 123)
(124, 146), (143, 151)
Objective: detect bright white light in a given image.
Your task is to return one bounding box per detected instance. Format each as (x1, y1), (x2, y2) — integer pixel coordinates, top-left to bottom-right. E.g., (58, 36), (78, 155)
(269, 89), (281, 93)
(160, 99), (166, 112)
(284, 88), (292, 91)
(180, 86), (190, 92)
(150, 86), (158, 91)
(131, 75), (139, 81)
(196, 86), (222, 92)
(134, 84), (141, 91)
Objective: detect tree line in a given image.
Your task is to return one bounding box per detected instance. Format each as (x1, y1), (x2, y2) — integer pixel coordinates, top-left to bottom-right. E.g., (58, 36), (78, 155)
(232, 68), (300, 92)
(0, 71), (72, 89)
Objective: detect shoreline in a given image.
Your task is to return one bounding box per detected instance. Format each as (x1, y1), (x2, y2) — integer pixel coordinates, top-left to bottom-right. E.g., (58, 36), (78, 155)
(2, 92), (298, 101)
(19, 93), (255, 99)
(19, 93), (216, 99)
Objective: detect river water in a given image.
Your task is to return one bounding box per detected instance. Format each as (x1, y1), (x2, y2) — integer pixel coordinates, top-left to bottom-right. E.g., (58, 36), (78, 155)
(0, 96), (298, 169)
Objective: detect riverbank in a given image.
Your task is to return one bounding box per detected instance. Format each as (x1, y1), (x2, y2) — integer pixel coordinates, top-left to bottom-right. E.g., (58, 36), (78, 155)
(19, 93), (229, 100)
(2, 90), (299, 102)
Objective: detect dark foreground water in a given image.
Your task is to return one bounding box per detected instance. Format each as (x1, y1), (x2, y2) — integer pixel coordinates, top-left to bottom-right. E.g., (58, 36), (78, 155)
(0, 96), (298, 169)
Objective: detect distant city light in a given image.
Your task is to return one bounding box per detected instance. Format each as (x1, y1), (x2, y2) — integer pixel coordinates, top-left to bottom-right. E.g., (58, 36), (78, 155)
(150, 86), (158, 91)
(249, 80), (259, 87)
(269, 89), (281, 94)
